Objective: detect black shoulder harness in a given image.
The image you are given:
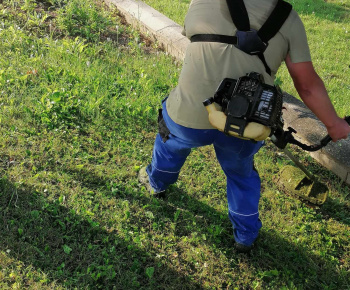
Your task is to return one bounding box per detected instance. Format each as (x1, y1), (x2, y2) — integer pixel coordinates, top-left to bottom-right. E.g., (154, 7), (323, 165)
(190, 0), (292, 75)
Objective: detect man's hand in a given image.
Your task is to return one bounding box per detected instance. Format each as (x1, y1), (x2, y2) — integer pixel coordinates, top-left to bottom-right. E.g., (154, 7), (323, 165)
(326, 117), (350, 142)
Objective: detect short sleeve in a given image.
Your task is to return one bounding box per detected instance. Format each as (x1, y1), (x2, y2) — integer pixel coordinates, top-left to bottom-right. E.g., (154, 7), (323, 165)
(286, 11), (312, 63)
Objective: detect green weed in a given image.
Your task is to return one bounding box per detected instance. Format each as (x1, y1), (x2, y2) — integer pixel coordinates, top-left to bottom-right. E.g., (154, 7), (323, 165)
(56, 0), (113, 41)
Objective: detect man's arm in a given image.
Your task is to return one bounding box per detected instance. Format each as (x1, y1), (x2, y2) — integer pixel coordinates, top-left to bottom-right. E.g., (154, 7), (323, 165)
(285, 54), (350, 141)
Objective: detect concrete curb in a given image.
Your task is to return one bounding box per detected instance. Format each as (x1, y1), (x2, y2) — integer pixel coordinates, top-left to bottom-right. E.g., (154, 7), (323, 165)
(106, 0), (350, 185)
(104, 0), (187, 61)
(283, 94), (350, 184)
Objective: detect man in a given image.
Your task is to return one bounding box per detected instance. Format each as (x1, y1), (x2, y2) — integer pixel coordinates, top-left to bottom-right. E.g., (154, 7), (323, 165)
(139, 0), (350, 253)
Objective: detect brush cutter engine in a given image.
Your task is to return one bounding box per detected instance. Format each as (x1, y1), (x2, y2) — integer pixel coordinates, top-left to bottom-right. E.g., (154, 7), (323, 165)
(213, 72), (283, 137)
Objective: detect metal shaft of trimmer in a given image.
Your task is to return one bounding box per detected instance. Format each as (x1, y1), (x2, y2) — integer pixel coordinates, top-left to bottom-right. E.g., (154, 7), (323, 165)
(283, 148), (316, 181)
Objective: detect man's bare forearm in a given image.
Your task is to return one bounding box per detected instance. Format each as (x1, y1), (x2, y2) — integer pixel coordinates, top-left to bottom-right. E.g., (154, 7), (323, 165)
(294, 73), (338, 129)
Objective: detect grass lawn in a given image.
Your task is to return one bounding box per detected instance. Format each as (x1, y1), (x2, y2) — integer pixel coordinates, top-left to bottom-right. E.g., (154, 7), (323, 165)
(0, 0), (349, 289)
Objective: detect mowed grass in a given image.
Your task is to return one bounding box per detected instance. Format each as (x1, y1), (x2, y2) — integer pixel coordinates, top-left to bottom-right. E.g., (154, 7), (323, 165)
(0, 0), (349, 289)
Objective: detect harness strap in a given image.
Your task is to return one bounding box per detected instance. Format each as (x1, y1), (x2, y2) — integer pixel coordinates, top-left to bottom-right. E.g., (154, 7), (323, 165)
(226, 0), (250, 31)
(190, 0), (292, 75)
(258, 0), (292, 43)
(191, 34), (238, 45)
(190, 35), (271, 75)
(257, 53), (271, 75)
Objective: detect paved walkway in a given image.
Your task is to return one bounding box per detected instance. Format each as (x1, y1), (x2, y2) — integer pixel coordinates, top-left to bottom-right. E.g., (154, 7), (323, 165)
(106, 0), (350, 185)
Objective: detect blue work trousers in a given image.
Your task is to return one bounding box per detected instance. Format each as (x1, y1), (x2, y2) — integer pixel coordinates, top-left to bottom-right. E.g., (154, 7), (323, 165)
(146, 100), (263, 246)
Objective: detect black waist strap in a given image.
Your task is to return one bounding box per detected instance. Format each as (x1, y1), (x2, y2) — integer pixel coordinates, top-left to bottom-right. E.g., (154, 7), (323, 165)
(191, 34), (238, 45)
(190, 34), (272, 75)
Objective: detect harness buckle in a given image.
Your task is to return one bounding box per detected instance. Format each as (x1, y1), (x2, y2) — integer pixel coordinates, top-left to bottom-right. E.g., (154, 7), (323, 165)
(235, 29), (268, 55)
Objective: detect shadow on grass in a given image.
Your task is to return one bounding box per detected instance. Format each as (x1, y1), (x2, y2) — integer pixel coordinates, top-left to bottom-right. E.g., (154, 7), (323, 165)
(163, 186), (349, 288)
(0, 178), (201, 289)
(1, 161), (349, 288)
(57, 163), (350, 288)
(320, 197), (350, 227)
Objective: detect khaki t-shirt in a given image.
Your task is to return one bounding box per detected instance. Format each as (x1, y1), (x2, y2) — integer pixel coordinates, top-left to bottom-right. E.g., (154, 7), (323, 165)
(166, 0), (312, 129)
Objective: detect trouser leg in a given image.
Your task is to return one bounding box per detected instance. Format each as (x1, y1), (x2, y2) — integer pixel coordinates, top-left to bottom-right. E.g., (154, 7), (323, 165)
(146, 99), (215, 192)
(226, 163), (262, 246)
(146, 133), (191, 192)
(214, 137), (263, 246)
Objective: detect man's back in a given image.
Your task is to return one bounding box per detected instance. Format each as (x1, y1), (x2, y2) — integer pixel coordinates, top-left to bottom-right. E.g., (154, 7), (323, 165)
(166, 0), (311, 129)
